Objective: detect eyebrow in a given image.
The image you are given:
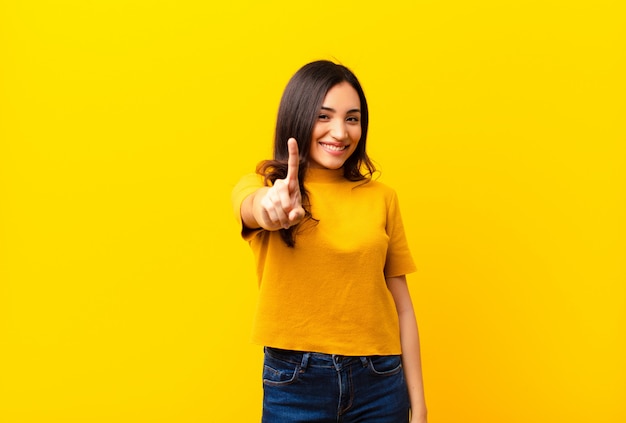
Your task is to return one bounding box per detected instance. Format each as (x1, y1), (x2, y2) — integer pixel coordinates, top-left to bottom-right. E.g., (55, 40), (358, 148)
(321, 106), (361, 114)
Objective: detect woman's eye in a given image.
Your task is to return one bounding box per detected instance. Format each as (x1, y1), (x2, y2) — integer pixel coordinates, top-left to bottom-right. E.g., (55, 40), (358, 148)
(347, 116), (360, 123)
(318, 114), (330, 120)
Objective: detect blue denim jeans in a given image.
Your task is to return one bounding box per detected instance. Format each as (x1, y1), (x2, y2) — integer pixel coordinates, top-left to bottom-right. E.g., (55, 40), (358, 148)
(262, 347), (410, 422)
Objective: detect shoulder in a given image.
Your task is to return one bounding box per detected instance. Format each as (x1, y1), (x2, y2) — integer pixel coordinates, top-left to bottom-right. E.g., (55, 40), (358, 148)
(231, 173), (266, 210)
(232, 173), (267, 195)
(235, 172), (265, 187)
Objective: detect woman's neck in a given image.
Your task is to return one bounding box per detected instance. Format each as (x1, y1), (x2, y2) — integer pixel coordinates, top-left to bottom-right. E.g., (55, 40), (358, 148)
(305, 166), (345, 183)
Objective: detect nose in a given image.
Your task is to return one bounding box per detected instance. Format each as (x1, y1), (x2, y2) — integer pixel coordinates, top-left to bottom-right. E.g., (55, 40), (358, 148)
(329, 119), (348, 140)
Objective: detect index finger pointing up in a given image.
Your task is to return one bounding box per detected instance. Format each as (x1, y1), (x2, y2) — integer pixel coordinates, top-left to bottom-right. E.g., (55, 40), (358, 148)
(286, 137), (300, 184)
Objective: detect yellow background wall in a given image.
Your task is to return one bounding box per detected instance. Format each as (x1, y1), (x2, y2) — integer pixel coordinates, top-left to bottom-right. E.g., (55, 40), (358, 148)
(1, 1), (624, 422)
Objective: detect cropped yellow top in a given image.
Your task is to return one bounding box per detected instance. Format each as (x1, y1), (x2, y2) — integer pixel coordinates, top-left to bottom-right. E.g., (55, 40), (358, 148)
(231, 167), (416, 356)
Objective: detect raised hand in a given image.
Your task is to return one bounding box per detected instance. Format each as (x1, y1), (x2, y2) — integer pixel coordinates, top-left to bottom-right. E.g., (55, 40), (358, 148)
(255, 138), (305, 231)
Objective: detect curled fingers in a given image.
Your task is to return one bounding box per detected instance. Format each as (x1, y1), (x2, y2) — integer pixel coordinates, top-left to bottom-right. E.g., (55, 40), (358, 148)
(261, 181), (292, 229)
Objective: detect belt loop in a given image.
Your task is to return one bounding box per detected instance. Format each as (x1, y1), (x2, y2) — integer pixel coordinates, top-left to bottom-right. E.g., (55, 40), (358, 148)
(300, 352), (310, 371)
(360, 356), (368, 367)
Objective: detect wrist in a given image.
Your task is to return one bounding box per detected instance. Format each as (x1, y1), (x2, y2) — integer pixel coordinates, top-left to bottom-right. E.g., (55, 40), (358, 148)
(410, 407), (427, 422)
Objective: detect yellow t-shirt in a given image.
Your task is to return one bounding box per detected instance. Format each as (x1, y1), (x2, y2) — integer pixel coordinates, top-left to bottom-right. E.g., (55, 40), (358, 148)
(231, 167), (416, 356)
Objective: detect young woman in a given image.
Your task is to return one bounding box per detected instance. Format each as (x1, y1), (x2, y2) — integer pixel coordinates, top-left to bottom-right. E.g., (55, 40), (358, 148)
(232, 60), (427, 423)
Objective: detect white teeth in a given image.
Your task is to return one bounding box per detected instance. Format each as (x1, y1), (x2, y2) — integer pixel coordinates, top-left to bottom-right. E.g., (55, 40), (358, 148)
(321, 143), (347, 151)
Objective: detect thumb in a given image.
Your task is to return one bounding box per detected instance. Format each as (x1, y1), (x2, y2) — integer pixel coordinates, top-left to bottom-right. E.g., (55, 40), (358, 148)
(288, 206), (305, 224)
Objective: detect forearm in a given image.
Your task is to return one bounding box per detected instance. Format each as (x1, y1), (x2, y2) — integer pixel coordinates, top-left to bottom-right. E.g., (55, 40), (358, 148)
(387, 275), (427, 422)
(399, 307), (427, 422)
(240, 188), (269, 230)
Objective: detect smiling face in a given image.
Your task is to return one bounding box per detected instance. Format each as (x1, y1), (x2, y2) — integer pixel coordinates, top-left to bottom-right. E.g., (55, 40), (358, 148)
(308, 82), (362, 170)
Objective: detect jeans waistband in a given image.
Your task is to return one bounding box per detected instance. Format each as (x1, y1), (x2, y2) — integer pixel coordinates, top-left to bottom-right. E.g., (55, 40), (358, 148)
(265, 347), (369, 370)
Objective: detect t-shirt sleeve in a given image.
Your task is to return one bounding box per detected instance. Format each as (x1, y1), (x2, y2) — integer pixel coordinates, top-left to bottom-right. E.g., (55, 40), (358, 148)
(231, 173), (265, 240)
(384, 190), (417, 278)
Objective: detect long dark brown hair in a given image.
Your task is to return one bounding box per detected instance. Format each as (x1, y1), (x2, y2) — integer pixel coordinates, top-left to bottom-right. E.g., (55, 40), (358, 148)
(257, 60), (375, 247)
